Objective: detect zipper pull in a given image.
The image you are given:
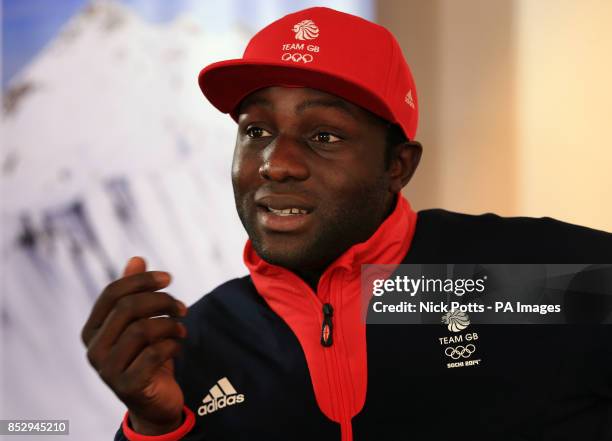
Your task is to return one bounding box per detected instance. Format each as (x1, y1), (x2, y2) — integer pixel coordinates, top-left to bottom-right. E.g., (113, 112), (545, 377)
(321, 303), (334, 347)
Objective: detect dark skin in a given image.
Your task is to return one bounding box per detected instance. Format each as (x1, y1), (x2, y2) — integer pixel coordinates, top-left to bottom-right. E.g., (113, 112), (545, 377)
(80, 86), (421, 434)
(233, 86), (422, 290)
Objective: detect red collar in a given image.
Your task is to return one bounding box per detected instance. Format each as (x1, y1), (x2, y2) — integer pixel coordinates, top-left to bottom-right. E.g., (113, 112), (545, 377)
(243, 194), (417, 299)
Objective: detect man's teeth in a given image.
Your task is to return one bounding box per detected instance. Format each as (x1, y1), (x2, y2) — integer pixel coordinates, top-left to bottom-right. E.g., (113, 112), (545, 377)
(267, 207), (308, 216)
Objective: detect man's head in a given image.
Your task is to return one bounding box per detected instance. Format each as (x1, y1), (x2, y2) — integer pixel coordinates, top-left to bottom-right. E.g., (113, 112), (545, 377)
(198, 7), (422, 271)
(230, 86), (421, 271)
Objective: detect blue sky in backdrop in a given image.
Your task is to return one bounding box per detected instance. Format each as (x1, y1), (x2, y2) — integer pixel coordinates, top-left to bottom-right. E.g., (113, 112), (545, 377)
(1, 0), (374, 89)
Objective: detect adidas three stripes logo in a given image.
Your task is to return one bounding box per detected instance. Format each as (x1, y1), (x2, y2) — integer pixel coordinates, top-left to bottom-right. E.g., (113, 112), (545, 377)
(198, 377), (245, 416)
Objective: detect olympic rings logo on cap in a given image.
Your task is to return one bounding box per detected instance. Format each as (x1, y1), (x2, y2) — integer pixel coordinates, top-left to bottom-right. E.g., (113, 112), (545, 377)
(281, 52), (313, 63)
(444, 344), (476, 360)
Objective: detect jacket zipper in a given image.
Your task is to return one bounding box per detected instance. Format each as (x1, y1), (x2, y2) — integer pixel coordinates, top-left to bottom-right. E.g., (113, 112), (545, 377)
(321, 303), (334, 347)
(312, 274), (353, 441)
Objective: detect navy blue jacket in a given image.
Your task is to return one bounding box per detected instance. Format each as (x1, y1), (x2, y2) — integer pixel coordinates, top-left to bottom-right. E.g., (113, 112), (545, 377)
(115, 208), (612, 441)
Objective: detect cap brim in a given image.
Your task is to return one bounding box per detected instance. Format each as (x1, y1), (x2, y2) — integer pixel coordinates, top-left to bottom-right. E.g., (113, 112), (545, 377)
(198, 59), (396, 124)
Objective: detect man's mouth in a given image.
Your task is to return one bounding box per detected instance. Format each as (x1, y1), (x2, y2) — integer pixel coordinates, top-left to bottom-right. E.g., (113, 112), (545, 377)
(254, 195), (315, 232)
(266, 207), (309, 216)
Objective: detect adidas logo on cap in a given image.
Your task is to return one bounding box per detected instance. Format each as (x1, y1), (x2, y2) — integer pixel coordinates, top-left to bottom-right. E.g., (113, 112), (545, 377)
(198, 377), (245, 416)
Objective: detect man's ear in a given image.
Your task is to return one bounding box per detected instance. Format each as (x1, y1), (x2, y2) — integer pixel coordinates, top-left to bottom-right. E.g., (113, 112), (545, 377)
(389, 141), (422, 193)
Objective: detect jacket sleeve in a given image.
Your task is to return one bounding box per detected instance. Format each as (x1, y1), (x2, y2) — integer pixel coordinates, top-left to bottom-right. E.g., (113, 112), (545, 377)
(114, 406), (196, 441)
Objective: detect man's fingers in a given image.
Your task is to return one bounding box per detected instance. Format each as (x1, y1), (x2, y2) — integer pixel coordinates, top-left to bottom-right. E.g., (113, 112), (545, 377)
(81, 271), (172, 345)
(123, 256), (147, 277)
(101, 318), (187, 377)
(86, 291), (187, 360)
(122, 339), (183, 390)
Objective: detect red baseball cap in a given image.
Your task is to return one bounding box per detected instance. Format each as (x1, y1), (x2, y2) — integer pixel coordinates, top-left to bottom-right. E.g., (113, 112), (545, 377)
(198, 7), (418, 140)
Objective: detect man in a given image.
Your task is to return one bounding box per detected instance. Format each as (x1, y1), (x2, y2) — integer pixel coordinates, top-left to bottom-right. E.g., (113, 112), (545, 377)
(81, 7), (612, 441)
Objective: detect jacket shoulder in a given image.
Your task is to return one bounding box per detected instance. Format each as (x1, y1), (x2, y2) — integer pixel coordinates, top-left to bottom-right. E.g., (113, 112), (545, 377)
(406, 209), (612, 261)
(189, 276), (256, 308)
(185, 275), (265, 325)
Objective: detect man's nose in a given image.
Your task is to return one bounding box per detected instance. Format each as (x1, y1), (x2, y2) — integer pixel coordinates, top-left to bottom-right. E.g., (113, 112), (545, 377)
(259, 135), (309, 182)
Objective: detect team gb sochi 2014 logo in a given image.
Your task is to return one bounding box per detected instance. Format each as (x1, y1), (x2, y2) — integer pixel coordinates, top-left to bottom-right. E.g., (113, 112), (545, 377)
(293, 19), (319, 40)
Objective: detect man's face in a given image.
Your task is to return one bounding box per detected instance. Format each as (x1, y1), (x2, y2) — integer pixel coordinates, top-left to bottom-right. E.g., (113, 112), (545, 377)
(232, 86), (397, 272)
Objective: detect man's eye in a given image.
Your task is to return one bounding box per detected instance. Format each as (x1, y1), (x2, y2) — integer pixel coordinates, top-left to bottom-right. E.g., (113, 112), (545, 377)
(312, 132), (341, 143)
(246, 127), (272, 138)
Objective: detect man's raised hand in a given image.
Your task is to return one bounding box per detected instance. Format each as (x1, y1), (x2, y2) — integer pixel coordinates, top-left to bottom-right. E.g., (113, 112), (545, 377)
(81, 257), (188, 435)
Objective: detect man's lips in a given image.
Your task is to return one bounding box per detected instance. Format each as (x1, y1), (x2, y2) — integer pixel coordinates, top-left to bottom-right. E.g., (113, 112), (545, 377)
(254, 194), (315, 233)
(255, 194), (315, 212)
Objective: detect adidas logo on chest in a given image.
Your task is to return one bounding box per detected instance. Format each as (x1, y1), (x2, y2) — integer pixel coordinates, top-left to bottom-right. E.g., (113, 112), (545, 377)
(198, 377), (245, 416)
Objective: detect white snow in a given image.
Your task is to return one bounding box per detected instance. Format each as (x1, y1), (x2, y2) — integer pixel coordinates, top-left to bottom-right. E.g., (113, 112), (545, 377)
(1, 1), (250, 439)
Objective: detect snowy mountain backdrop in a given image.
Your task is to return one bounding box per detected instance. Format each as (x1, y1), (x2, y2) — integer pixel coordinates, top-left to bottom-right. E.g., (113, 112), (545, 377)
(1, 1), (250, 438)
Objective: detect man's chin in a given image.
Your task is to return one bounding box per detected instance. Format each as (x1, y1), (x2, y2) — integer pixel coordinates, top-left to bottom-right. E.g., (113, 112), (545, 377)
(255, 244), (311, 270)
(251, 237), (330, 273)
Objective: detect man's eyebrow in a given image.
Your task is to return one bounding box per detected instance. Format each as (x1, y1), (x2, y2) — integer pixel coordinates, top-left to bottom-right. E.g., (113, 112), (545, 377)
(238, 96), (357, 118)
(238, 96), (273, 113)
(295, 98), (357, 118)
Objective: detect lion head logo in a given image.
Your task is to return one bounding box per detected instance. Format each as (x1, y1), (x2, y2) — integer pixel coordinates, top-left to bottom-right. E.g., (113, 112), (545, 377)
(442, 309), (470, 333)
(293, 19), (319, 40)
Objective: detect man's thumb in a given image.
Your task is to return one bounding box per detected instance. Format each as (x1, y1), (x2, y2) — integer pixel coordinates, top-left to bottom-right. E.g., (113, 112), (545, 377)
(123, 256), (146, 277)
